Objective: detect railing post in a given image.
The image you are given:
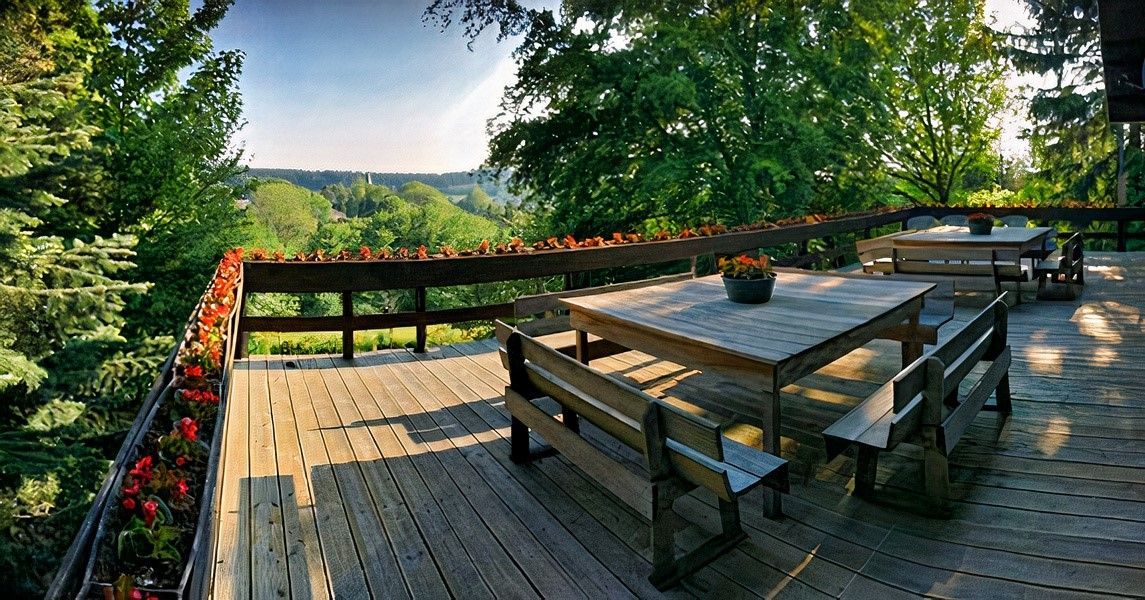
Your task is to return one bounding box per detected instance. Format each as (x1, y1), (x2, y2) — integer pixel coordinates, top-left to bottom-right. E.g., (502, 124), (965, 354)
(342, 290), (354, 360)
(237, 290), (250, 359)
(1117, 220), (1128, 252)
(414, 286), (427, 353)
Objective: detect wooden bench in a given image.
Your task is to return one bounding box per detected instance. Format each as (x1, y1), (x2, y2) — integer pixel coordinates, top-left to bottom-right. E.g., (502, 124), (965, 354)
(856, 231), (911, 274)
(891, 246), (1028, 303)
(494, 273), (694, 366)
(822, 294), (1012, 510)
(503, 329), (789, 590)
(1034, 232), (1084, 300)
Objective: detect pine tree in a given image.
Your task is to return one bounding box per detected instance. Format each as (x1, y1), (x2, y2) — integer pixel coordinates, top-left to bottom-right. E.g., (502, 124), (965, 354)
(1010, 0), (1143, 204)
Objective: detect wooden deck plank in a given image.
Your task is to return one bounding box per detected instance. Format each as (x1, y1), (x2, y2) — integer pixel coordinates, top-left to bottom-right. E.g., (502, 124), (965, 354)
(316, 355), (495, 600)
(210, 253), (1145, 599)
(313, 356), (453, 599)
(305, 358), (410, 599)
(349, 352), (610, 599)
(212, 360), (251, 600)
(248, 358), (290, 600)
(413, 343), (766, 598)
(267, 357), (331, 599)
(284, 359), (369, 598)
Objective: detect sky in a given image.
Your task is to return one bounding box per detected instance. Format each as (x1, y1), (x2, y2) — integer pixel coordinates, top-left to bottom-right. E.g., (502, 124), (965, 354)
(210, 0), (520, 173)
(211, 0), (1035, 173)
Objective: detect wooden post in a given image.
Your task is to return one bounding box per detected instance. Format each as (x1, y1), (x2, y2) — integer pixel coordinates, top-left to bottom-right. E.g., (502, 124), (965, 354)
(341, 291), (354, 360)
(414, 286), (427, 353)
(237, 290), (250, 359)
(1117, 220), (1128, 252)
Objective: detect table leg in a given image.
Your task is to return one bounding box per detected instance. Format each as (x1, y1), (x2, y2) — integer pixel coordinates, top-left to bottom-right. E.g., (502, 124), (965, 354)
(762, 376), (783, 518)
(901, 311), (924, 368)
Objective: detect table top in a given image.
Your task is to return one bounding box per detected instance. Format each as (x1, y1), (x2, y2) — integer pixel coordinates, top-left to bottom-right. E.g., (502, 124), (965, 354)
(561, 272), (933, 368)
(895, 225), (1053, 246)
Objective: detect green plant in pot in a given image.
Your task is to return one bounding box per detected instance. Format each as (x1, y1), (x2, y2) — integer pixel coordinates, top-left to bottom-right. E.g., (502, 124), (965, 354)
(968, 212), (995, 235)
(719, 254), (776, 303)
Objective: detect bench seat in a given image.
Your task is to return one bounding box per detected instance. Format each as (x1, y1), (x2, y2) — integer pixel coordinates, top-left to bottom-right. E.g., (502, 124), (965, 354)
(822, 295), (1013, 510)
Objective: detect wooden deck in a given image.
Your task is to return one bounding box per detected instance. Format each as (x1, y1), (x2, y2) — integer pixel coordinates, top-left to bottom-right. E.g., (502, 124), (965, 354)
(209, 252), (1145, 599)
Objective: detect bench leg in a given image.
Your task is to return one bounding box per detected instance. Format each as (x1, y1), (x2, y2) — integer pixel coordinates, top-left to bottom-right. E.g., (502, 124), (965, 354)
(854, 448), (879, 498)
(648, 484), (749, 591)
(649, 482), (681, 587)
(510, 416), (530, 464)
(923, 443), (951, 509)
(994, 373), (1013, 415)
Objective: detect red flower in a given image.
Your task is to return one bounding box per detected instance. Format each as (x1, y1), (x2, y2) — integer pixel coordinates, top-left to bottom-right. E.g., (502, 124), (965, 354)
(175, 455), (187, 467)
(122, 480), (140, 496)
(122, 497), (136, 511)
(185, 364), (203, 379)
(142, 500), (158, 527)
(129, 456), (154, 483)
(174, 479), (189, 499)
(131, 589), (142, 600)
(178, 417), (199, 442)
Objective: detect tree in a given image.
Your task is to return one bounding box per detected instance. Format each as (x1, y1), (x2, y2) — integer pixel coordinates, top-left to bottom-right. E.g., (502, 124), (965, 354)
(882, 0), (1006, 205)
(1010, 0), (1143, 205)
(428, 1), (902, 236)
(246, 180), (331, 253)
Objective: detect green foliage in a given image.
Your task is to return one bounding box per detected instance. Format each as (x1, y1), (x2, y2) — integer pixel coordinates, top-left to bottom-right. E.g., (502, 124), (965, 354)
(246, 180), (332, 253)
(431, 1), (902, 235)
(1010, 0), (1144, 205)
(882, 0), (1006, 205)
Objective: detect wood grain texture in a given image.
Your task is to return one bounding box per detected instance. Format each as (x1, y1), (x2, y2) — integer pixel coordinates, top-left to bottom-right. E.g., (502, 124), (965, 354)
(207, 252), (1145, 599)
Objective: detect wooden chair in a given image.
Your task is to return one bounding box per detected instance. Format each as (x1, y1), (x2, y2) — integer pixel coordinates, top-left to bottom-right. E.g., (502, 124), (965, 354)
(822, 295), (1012, 510)
(906, 215), (940, 230)
(1034, 232), (1084, 300)
(1000, 215), (1029, 228)
(503, 329), (788, 589)
(939, 215), (969, 227)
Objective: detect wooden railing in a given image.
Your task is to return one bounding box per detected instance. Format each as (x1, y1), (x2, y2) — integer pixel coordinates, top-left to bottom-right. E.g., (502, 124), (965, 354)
(238, 206), (1145, 356)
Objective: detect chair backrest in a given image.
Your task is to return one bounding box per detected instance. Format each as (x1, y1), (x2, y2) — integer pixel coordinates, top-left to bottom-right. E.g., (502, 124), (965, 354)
(907, 216), (941, 230)
(1000, 215), (1029, 228)
(940, 215), (969, 226)
(890, 294), (1008, 414)
(504, 330), (739, 499)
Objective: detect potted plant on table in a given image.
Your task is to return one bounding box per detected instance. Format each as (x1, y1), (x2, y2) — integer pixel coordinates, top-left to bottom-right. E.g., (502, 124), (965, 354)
(718, 254), (776, 303)
(968, 212), (995, 235)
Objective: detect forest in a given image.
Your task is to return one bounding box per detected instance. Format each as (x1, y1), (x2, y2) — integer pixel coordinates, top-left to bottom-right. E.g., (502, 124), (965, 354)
(1, 0), (1143, 596)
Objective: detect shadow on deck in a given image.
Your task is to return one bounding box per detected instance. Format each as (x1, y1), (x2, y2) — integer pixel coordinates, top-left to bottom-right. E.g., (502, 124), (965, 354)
(209, 253), (1145, 599)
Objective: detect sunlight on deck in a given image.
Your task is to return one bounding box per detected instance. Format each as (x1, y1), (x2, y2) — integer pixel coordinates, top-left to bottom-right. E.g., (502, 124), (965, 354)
(209, 252), (1145, 599)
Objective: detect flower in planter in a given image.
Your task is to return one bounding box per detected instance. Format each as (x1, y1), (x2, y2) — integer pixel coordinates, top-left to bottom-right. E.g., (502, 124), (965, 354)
(121, 497), (136, 511)
(718, 254), (774, 280)
(177, 417), (199, 442)
(184, 364), (203, 379)
(968, 212), (994, 224)
(142, 499), (159, 527)
(129, 456), (154, 485)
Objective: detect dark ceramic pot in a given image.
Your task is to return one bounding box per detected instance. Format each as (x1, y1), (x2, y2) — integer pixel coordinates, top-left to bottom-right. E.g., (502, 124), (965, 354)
(722, 273), (777, 303)
(968, 220), (993, 235)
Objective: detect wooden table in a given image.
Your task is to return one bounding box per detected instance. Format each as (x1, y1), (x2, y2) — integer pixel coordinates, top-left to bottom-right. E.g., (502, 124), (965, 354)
(561, 272), (934, 516)
(894, 225), (1054, 255)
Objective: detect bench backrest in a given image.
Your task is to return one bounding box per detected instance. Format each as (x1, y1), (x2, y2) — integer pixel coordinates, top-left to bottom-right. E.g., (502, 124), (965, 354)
(505, 330), (741, 500)
(856, 233), (909, 272)
(494, 272), (694, 346)
(886, 294), (1010, 451)
(1058, 232), (1084, 270)
(892, 247), (1023, 278)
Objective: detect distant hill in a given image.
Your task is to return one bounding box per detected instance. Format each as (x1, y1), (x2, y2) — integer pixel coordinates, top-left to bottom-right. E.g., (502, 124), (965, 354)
(243, 168), (516, 204)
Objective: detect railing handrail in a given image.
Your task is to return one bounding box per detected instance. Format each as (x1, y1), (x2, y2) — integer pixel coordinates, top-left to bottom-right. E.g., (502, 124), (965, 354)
(237, 205), (1145, 356)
